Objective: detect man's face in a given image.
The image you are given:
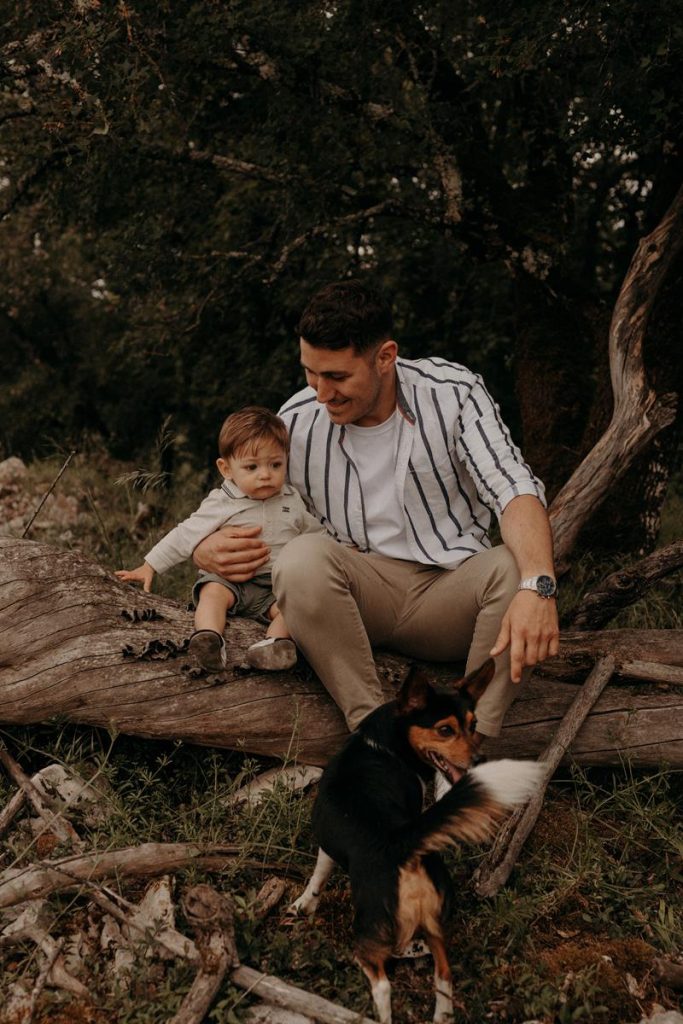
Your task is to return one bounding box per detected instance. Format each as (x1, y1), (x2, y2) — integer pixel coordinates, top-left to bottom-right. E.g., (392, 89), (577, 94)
(299, 338), (397, 427)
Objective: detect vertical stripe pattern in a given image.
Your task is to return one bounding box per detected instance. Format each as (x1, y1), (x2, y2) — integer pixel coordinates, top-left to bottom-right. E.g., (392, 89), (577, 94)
(279, 358), (545, 569)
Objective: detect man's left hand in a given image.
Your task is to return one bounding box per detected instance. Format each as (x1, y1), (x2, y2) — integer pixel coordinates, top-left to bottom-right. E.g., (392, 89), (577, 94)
(490, 590), (560, 683)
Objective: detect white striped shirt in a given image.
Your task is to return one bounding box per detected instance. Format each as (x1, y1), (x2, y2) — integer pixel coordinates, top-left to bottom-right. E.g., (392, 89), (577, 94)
(278, 356), (545, 569)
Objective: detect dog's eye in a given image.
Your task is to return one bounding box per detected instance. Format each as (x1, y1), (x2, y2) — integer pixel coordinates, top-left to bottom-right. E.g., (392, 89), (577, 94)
(470, 717), (477, 733)
(437, 725), (455, 737)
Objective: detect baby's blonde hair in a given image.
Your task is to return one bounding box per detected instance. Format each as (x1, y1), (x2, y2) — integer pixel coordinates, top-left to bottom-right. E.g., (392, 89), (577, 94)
(218, 407), (289, 460)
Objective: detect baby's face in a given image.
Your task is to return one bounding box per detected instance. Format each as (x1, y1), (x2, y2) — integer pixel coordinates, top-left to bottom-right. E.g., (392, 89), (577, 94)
(219, 441), (287, 500)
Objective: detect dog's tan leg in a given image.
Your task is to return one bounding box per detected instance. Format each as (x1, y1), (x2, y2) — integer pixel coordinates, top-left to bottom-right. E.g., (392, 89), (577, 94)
(357, 952), (391, 1024)
(288, 847), (335, 915)
(425, 933), (453, 1023)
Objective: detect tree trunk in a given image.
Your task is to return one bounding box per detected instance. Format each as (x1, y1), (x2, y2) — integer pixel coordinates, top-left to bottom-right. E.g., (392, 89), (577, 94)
(548, 183), (682, 570)
(1, 540), (681, 767)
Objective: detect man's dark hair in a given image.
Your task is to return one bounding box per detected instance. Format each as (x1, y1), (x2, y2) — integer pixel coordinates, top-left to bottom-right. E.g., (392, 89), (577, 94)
(297, 280), (393, 352)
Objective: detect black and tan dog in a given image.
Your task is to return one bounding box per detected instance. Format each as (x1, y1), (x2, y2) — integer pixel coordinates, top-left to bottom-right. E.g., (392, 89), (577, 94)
(290, 660), (543, 1024)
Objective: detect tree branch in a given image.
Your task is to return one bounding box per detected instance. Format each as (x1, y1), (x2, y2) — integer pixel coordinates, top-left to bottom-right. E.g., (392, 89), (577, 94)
(571, 540), (683, 630)
(549, 183), (683, 569)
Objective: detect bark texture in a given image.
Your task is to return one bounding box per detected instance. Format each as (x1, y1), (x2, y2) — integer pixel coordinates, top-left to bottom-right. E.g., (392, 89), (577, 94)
(1, 539), (681, 766)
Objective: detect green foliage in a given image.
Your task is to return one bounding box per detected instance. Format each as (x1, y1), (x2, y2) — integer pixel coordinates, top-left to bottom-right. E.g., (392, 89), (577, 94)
(1, 0), (681, 481)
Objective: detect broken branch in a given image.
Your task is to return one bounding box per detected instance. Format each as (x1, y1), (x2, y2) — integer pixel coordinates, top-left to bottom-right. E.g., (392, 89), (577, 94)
(571, 540), (683, 630)
(170, 885), (239, 1024)
(474, 656), (616, 897)
(0, 841), (303, 910)
(0, 743), (83, 849)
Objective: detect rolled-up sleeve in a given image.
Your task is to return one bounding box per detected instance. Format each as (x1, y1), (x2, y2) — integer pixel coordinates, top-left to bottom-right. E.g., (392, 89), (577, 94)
(454, 377), (546, 518)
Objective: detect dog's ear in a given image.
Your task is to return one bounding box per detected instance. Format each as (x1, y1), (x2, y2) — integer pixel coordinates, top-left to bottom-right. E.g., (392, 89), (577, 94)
(396, 665), (433, 714)
(455, 658), (495, 702)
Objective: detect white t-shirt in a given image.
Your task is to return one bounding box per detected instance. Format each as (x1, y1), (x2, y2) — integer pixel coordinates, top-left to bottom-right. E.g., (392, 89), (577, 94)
(345, 410), (412, 560)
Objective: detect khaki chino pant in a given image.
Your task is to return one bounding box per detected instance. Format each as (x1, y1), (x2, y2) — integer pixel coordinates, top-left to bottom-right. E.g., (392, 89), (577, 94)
(272, 535), (523, 734)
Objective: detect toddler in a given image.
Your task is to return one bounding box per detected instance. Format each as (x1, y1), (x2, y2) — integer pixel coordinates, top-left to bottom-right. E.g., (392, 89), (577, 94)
(116, 407), (324, 672)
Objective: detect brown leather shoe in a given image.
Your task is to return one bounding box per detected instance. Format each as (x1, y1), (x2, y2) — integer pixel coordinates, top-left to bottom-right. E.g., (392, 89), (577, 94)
(189, 629), (227, 671)
(246, 638), (297, 671)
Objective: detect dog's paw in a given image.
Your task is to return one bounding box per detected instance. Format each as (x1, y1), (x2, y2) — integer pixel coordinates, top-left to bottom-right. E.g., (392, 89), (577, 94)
(286, 892), (320, 917)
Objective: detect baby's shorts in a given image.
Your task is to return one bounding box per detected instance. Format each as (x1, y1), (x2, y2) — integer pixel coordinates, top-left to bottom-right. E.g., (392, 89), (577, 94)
(192, 572), (276, 626)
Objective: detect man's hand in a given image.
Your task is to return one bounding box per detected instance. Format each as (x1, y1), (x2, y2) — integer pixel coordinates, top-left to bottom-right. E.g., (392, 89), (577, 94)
(490, 590), (560, 683)
(192, 524), (270, 581)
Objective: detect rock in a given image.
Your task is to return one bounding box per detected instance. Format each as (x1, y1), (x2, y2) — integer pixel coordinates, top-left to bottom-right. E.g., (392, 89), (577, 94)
(0, 457), (27, 486)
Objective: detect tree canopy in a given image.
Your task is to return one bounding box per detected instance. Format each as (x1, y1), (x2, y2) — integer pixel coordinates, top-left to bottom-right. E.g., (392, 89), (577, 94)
(1, 1), (681, 526)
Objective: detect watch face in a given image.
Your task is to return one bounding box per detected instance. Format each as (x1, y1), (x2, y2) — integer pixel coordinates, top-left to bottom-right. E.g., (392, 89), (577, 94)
(537, 575), (556, 597)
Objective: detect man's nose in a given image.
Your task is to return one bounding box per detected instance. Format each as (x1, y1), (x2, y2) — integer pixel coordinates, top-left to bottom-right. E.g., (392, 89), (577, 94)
(316, 378), (334, 403)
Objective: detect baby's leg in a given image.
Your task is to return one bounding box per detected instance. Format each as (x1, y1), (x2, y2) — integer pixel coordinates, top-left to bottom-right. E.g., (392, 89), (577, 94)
(265, 601), (292, 640)
(190, 583), (235, 672)
(194, 582), (235, 634)
(246, 600), (297, 671)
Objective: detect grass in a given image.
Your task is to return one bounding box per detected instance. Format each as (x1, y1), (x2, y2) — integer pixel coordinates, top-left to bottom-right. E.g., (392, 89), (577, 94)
(0, 446), (681, 1022)
(1, 724), (680, 1024)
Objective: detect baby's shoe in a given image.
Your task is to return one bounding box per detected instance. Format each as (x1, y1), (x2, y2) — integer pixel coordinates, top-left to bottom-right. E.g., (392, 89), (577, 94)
(189, 629), (227, 672)
(246, 637), (297, 671)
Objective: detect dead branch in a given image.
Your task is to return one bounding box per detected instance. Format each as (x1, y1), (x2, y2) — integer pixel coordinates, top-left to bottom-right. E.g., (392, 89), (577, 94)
(230, 966), (376, 1024)
(170, 885), (239, 1024)
(0, 743), (83, 850)
(27, 936), (63, 1022)
(246, 1008), (315, 1024)
(267, 201), (396, 281)
(474, 656), (616, 897)
(617, 660), (683, 685)
(62, 873), (200, 963)
(570, 540), (683, 630)
(0, 788), (26, 837)
(549, 184), (683, 569)
(187, 148), (287, 184)
(253, 877), (287, 919)
(0, 905), (89, 998)
(0, 842), (304, 910)
(229, 766), (323, 808)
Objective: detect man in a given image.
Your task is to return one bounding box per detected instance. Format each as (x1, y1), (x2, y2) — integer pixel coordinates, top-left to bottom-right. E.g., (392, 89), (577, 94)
(194, 280), (559, 748)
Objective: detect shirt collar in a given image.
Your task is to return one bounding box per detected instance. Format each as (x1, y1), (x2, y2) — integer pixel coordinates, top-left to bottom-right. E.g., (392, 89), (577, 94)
(395, 362), (416, 425)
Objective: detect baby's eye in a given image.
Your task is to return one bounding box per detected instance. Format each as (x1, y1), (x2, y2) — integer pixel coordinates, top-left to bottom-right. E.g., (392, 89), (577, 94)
(244, 464), (257, 471)
(272, 461), (283, 469)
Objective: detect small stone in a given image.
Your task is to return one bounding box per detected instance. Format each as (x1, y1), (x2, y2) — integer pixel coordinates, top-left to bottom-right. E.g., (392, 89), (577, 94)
(0, 457), (27, 486)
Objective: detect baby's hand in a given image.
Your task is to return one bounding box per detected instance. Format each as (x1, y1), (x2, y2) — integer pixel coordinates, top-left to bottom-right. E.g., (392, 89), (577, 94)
(115, 562), (155, 593)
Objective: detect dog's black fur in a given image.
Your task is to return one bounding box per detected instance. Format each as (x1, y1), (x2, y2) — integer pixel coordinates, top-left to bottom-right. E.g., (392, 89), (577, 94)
(292, 660), (540, 1024)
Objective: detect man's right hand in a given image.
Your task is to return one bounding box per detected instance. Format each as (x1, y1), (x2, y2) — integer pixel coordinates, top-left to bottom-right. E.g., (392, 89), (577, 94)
(193, 525), (270, 581)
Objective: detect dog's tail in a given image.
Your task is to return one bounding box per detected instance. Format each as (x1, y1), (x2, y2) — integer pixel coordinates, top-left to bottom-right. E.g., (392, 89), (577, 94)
(397, 759), (545, 861)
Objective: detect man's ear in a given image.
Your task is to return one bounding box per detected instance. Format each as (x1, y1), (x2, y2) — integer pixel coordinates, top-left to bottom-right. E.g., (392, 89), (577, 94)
(455, 658), (495, 703)
(396, 665), (433, 714)
(375, 339), (398, 375)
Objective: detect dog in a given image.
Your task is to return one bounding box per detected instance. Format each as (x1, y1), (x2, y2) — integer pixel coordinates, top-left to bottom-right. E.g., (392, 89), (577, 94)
(290, 659), (544, 1024)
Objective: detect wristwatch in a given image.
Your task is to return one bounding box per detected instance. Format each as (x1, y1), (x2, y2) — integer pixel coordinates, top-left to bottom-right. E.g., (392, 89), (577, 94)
(518, 574), (557, 599)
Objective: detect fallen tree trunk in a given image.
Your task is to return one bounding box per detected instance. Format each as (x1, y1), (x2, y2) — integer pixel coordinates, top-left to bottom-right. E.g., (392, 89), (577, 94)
(1, 540), (681, 766)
